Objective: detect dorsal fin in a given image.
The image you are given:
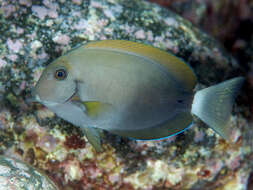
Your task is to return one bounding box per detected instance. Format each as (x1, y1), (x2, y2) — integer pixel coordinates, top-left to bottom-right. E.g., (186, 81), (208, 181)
(85, 40), (197, 91)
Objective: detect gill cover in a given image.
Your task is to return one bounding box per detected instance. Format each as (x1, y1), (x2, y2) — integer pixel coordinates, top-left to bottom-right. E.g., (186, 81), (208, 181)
(34, 58), (76, 103)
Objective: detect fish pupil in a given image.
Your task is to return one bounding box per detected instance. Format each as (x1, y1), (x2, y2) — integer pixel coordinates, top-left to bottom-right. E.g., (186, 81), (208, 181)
(177, 100), (183, 103)
(55, 69), (67, 80)
(58, 72), (63, 77)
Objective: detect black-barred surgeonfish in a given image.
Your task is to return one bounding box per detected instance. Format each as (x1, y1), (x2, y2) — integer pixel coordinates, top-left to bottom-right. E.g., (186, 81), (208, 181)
(32, 40), (244, 151)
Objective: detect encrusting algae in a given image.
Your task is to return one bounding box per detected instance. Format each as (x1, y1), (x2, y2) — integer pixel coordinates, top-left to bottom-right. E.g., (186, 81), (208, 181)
(0, 0), (251, 189)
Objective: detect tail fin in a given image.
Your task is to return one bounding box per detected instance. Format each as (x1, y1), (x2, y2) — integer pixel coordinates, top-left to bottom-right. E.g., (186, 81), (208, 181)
(191, 77), (244, 140)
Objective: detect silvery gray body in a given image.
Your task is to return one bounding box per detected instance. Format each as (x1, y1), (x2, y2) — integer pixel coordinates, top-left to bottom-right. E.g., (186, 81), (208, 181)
(33, 40), (244, 151)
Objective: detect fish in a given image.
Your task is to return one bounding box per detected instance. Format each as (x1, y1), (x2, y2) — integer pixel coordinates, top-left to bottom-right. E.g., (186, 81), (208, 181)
(32, 40), (244, 152)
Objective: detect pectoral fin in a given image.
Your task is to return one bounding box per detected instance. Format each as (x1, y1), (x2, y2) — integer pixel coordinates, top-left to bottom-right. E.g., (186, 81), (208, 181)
(70, 94), (113, 119)
(83, 101), (113, 118)
(83, 127), (103, 152)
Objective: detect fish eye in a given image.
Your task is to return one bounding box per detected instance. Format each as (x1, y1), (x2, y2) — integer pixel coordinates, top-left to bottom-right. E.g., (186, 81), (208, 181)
(55, 69), (67, 80)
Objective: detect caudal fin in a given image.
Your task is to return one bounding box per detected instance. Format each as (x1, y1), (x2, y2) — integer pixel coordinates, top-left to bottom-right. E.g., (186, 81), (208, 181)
(191, 77), (244, 140)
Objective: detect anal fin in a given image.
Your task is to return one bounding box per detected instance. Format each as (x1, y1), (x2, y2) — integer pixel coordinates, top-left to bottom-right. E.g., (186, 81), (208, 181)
(110, 112), (193, 140)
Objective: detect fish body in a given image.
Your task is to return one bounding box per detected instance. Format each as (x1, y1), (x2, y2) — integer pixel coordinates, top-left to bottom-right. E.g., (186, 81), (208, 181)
(33, 40), (244, 151)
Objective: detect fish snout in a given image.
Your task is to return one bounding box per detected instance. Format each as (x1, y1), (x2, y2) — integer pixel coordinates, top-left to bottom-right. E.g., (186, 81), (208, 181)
(25, 88), (41, 104)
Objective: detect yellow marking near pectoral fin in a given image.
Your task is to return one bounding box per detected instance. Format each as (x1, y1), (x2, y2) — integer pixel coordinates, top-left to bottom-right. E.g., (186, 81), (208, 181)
(83, 101), (113, 118)
(85, 40), (197, 91)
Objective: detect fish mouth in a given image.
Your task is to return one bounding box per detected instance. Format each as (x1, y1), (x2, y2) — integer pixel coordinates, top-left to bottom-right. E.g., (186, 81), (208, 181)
(65, 80), (79, 103)
(26, 91), (59, 107)
(25, 88), (40, 104)
(28, 80), (80, 105)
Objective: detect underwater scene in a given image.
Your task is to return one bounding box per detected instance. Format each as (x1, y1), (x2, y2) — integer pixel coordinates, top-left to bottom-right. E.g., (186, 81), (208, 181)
(0, 0), (252, 189)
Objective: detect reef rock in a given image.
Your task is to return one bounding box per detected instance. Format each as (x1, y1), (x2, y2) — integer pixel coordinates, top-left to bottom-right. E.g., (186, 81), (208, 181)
(0, 0), (250, 189)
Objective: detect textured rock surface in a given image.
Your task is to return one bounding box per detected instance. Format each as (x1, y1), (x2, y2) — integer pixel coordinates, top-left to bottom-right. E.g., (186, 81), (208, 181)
(0, 0), (251, 189)
(0, 155), (58, 190)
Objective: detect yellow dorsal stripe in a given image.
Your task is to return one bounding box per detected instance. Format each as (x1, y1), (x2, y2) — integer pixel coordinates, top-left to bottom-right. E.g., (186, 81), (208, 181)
(85, 40), (197, 91)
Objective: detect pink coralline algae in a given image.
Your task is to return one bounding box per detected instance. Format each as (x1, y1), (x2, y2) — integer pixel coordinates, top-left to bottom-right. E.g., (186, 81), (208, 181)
(90, 1), (103, 9)
(74, 19), (88, 30)
(32, 5), (58, 20)
(194, 130), (205, 142)
(7, 38), (23, 53)
(53, 34), (71, 45)
(32, 6), (48, 20)
(0, 0), (251, 189)
(16, 27), (24, 34)
(146, 31), (154, 41)
(103, 9), (115, 20)
(19, 81), (26, 91)
(164, 17), (179, 27)
(2, 4), (16, 17)
(0, 59), (7, 69)
(19, 0), (32, 7)
(7, 54), (18, 62)
(60, 157), (84, 181)
(37, 134), (58, 152)
(229, 155), (241, 170)
(134, 30), (146, 40)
